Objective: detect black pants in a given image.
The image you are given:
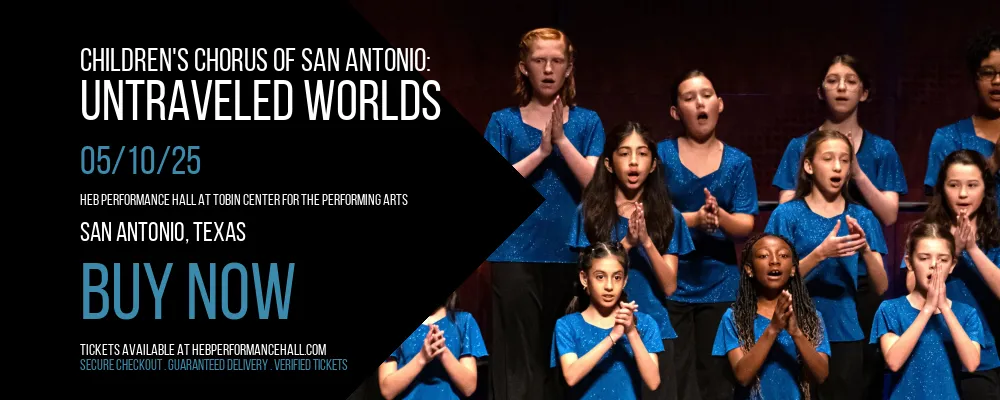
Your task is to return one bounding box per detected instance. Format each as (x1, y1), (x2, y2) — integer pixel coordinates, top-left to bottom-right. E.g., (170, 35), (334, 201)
(960, 367), (1000, 400)
(490, 262), (577, 400)
(817, 341), (864, 400)
(667, 300), (734, 400)
(855, 274), (886, 400)
(641, 339), (678, 400)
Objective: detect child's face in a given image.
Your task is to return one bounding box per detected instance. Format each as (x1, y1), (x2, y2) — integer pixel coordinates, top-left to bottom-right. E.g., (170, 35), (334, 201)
(974, 50), (1000, 111)
(907, 238), (956, 292)
(520, 39), (570, 99)
(744, 236), (795, 291)
(944, 163), (984, 217)
(581, 257), (627, 309)
(672, 76), (723, 138)
(804, 139), (851, 197)
(606, 132), (655, 192)
(820, 62), (868, 116)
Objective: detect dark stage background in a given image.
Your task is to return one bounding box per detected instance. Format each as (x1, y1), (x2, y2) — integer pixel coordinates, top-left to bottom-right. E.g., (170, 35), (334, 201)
(352, 0), (1000, 350)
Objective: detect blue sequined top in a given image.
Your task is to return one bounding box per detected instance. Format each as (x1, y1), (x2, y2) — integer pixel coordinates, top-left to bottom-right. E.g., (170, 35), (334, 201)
(871, 296), (984, 400)
(658, 139), (759, 303)
(899, 246), (1000, 370)
(772, 130), (906, 277)
(551, 311), (664, 400)
(764, 200), (887, 342)
(388, 311), (488, 399)
(924, 117), (999, 211)
(485, 106), (606, 264)
(712, 308), (832, 400)
(773, 130), (908, 200)
(568, 205), (696, 339)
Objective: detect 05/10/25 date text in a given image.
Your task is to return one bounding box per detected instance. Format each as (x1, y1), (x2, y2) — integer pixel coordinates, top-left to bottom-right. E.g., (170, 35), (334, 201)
(82, 145), (200, 175)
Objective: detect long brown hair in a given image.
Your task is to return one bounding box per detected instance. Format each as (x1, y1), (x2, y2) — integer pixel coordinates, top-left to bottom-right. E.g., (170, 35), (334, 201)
(514, 28), (577, 106)
(924, 150), (1000, 250)
(580, 121), (674, 254)
(793, 130), (856, 202)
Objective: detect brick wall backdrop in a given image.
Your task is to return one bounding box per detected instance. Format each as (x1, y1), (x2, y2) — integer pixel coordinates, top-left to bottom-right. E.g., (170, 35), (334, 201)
(351, 0), (1000, 349)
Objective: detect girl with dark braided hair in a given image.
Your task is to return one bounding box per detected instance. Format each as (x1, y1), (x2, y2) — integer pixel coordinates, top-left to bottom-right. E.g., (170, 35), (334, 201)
(712, 233), (831, 400)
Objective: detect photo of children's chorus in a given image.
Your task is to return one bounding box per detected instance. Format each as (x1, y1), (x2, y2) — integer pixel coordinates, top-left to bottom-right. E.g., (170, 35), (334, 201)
(345, 1), (999, 398)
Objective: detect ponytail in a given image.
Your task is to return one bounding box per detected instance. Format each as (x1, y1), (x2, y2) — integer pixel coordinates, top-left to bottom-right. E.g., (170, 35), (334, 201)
(565, 283), (587, 315)
(444, 291), (458, 323)
(443, 291), (465, 347)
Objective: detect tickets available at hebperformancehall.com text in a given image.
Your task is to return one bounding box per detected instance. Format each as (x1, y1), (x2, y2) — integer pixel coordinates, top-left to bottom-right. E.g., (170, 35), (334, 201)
(79, 344), (348, 371)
